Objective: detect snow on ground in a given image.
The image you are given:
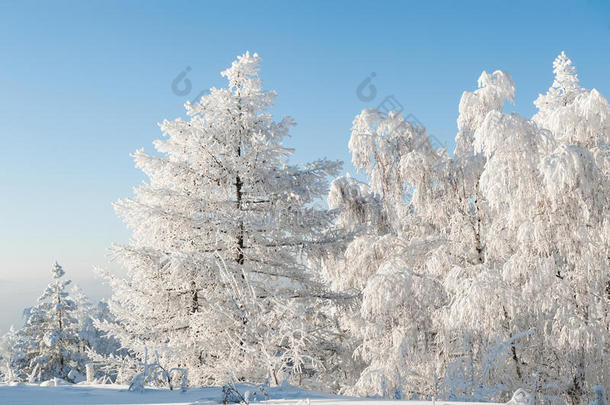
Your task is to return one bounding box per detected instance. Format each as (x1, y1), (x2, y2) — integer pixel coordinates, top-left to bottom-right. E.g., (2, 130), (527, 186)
(0, 382), (502, 405)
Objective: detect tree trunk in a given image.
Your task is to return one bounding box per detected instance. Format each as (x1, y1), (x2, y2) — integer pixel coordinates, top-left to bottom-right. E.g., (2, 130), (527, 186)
(503, 306), (522, 380)
(190, 280), (198, 314)
(235, 170), (245, 266)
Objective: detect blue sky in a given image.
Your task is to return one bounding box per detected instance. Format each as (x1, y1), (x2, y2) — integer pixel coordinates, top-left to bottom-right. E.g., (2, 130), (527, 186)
(0, 0), (609, 332)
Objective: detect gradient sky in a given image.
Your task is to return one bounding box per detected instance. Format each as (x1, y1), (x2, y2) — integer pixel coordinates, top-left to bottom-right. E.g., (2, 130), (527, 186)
(1, 0), (609, 333)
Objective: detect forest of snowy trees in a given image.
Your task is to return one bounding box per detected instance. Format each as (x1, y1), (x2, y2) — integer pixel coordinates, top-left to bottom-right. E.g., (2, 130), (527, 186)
(1, 52), (608, 405)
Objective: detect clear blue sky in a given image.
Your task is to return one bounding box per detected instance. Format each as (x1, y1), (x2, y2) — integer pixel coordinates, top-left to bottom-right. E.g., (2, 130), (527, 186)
(1, 0), (609, 332)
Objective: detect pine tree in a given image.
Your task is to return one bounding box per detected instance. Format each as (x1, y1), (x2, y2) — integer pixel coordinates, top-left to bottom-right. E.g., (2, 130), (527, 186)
(10, 262), (87, 382)
(100, 52), (342, 387)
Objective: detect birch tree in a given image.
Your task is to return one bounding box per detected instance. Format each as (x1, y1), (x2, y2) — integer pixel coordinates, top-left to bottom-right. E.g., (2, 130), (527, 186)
(327, 52), (609, 403)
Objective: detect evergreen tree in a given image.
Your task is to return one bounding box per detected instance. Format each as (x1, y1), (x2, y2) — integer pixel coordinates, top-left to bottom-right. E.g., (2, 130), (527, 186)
(11, 262), (87, 382)
(100, 52), (342, 387)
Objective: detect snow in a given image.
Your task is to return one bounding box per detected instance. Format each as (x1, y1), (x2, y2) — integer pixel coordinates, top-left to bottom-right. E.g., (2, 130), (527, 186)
(0, 383), (502, 405)
(2, 51), (607, 404)
(324, 51), (610, 400)
(98, 51), (344, 388)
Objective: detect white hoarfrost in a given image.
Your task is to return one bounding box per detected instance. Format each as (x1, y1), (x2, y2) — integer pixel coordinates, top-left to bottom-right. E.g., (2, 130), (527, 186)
(325, 52), (609, 403)
(2, 52), (606, 405)
(99, 52), (344, 389)
(9, 263), (88, 383)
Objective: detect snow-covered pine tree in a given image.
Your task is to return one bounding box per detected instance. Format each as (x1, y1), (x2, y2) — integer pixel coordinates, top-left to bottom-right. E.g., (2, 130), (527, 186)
(10, 262), (87, 383)
(100, 52), (342, 387)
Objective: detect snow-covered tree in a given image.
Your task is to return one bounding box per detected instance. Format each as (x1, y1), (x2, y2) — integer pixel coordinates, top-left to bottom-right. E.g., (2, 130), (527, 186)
(0, 326), (18, 382)
(10, 262), (88, 383)
(326, 108), (447, 397)
(453, 51), (610, 403)
(67, 287), (125, 383)
(326, 52), (609, 403)
(100, 52), (343, 388)
(525, 52), (609, 403)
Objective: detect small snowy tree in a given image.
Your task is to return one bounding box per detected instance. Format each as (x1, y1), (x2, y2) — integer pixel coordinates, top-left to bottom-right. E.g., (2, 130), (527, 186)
(100, 52), (343, 387)
(10, 262), (88, 382)
(71, 288), (121, 361)
(70, 290), (125, 383)
(0, 326), (19, 382)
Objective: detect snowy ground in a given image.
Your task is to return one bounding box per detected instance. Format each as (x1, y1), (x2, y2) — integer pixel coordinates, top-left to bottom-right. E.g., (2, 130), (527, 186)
(0, 382), (502, 405)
